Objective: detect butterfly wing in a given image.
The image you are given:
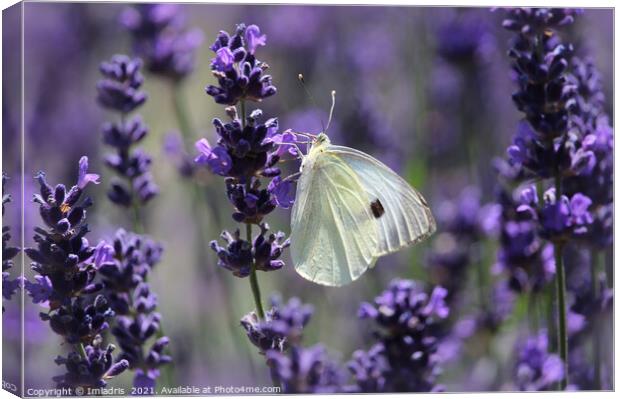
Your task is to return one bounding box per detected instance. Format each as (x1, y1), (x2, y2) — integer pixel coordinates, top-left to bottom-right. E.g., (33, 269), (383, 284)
(290, 151), (379, 286)
(327, 145), (436, 259)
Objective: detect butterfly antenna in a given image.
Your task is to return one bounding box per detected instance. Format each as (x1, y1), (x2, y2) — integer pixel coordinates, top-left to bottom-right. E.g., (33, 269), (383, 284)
(298, 74), (326, 133)
(326, 90), (336, 133)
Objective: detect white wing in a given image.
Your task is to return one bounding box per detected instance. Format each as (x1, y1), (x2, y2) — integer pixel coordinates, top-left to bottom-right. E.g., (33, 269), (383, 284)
(327, 145), (436, 258)
(290, 152), (379, 286)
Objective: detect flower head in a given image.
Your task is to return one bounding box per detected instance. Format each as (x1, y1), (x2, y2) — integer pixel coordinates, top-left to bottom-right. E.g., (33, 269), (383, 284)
(494, 188), (556, 293)
(120, 4), (203, 81)
(352, 279), (449, 392)
(226, 178), (277, 224)
(517, 186), (593, 240)
(97, 55), (147, 113)
(102, 116), (148, 150)
(54, 335), (129, 389)
(241, 295), (312, 353)
(205, 23), (277, 105)
(98, 58), (159, 208)
(210, 223), (287, 278)
(501, 8), (582, 34)
(267, 345), (345, 393)
(514, 330), (564, 391)
(45, 295), (114, 345)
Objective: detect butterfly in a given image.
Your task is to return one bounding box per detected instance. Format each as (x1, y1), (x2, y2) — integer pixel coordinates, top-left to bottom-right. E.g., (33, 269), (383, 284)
(289, 131), (436, 287)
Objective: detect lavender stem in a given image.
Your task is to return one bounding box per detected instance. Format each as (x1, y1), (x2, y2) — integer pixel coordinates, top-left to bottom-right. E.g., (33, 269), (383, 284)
(172, 86), (193, 144)
(238, 99), (265, 320)
(247, 218), (265, 319)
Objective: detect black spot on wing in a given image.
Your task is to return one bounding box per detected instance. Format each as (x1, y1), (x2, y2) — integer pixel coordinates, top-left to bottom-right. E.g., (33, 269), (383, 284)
(370, 199), (385, 218)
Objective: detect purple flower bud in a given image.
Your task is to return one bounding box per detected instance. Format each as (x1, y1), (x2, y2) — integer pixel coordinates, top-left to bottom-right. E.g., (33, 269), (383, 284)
(97, 55), (147, 113)
(205, 23), (277, 105)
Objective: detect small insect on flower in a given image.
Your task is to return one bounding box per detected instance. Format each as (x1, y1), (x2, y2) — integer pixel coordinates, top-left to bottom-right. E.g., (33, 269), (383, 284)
(288, 91), (436, 286)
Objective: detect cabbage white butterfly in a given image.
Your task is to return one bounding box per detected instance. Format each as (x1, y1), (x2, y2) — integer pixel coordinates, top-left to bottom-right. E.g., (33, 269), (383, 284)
(289, 99), (435, 286)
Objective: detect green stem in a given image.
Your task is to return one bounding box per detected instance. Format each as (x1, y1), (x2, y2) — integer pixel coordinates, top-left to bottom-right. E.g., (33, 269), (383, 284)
(131, 202), (144, 234)
(171, 84), (194, 147)
(239, 99), (265, 319)
(77, 343), (87, 359)
(546, 282), (556, 352)
(527, 293), (539, 333)
(247, 220), (265, 319)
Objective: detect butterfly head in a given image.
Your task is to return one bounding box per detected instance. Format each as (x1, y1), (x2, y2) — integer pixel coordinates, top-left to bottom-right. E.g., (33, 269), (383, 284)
(316, 132), (330, 146)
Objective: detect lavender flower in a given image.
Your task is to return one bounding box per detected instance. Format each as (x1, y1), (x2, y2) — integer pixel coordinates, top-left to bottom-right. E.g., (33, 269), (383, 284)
(25, 158), (100, 300)
(241, 295), (345, 393)
(514, 330), (564, 391)
(2, 174), (20, 312)
(54, 335), (129, 389)
(94, 229), (162, 314)
(267, 345), (346, 393)
(25, 157), (127, 388)
(210, 223), (289, 277)
(94, 228), (169, 389)
(206, 24), (277, 105)
(563, 57), (614, 249)
(97, 55), (147, 113)
(98, 56), (158, 209)
(197, 110), (281, 181)
(498, 9), (603, 388)
(196, 24), (289, 288)
(493, 188), (556, 293)
(120, 4), (203, 81)
(517, 186), (593, 241)
(241, 296), (313, 353)
(349, 279), (449, 392)
(501, 8), (582, 33)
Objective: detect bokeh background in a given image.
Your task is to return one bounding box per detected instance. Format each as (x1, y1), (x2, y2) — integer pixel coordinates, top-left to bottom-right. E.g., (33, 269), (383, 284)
(2, 2), (613, 393)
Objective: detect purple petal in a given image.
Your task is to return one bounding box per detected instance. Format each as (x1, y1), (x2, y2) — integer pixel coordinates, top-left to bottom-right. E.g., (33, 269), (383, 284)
(213, 47), (234, 71)
(92, 240), (115, 268)
(268, 176), (295, 209)
(423, 286), (449, 318)
(245, 25), (267, 54)
(77, 156), (100, 189)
